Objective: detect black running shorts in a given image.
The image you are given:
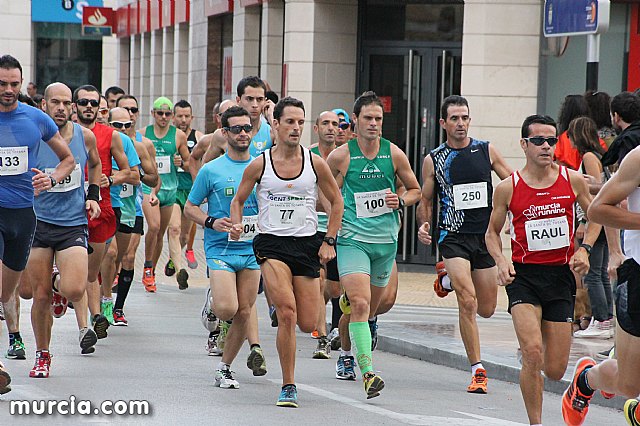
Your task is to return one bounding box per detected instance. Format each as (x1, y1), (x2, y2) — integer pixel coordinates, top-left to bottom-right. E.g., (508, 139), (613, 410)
(506, 262), (576, 323)
(0, 206), (36, 271)
(615, 258), (640, 338)
(32, 220), (88, 252)
(253, 233), (322, 278)
(316, 231), (339, 281)
(118, 216), (144, 235)
(438, 232), (496, 270)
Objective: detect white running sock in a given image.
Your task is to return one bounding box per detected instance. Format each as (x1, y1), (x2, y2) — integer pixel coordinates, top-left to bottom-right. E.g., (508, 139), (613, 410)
(441, 275), (452, 291)
(341, 350), (353, 357)
(217, 362), (230, 370)
(471, 362), (484, 376)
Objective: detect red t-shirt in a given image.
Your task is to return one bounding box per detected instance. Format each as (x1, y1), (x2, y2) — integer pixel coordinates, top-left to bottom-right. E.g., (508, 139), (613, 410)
(89, 122), (114, 207)
(553, 131), (608, 170)
(509, 166), (576, 265)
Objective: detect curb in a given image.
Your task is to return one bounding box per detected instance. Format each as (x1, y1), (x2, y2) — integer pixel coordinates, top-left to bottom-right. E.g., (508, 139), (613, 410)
(378, 333), (624, 410)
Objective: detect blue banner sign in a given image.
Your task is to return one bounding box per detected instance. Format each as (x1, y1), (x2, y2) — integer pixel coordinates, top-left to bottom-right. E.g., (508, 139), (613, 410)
(32, 0), (104, 24)
(544, 0), (610, 37)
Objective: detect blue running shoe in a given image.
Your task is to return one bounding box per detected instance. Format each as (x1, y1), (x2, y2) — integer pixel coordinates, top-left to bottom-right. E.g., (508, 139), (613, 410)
(276, 384), (298, 408)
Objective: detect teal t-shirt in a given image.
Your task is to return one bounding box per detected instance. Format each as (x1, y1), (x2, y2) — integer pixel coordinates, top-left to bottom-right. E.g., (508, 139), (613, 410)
(188, 153), (259, 256)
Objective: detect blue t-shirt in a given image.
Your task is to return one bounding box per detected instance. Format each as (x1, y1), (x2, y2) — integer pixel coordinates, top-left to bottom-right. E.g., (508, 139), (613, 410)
(249, 116), (273, 157)
(0, 103), (58, 208)
(188, 153), (258, 256)
(110, 132), (141, 208)
(34, 123), (88, 226)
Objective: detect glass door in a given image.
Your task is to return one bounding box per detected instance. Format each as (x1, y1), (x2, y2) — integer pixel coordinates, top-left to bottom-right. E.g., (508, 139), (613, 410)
(361, 46), (461, 265)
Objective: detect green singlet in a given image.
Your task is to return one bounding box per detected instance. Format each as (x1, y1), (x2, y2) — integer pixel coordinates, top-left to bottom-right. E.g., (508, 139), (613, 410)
(340, 138), (399, 244)
(144, 125), (178, 206)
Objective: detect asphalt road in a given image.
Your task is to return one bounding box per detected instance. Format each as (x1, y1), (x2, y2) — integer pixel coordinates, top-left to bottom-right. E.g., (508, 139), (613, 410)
(0, 281), (623, 425)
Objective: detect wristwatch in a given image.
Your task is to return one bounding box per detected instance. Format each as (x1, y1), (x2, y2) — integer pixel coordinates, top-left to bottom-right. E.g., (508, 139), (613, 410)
(107, 176), (114, 187)
(397, 197), (405, 210)
(49, 176), (57, 188)
(323, 236), (337, 247)
(579, 243), (592, 255)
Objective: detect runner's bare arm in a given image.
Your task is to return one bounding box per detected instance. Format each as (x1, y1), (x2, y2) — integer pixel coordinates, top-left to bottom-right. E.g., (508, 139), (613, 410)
(485, 178), (514, 285)
(571, 170), (601, 247)
(44, 131), (75, 183)
(201, 130), (227, 165)
(134, 141), (158, 187)
(110, 131), (138, 185)
(313, 155), (343, 240)
(489, 143), (513, 180)
(229, 157), (264, 240)
(184, 200), (208, 227)
(326, 144), (348, 189)
(175, 128), (190, 172)
(82, 128), (102, 187)
(589, 148), (640, 230)
(142, 136), (161, 193)
(390, 144), (421, 208)
(417, 155), (435, 243)
(81, 128), (101, 219)
(189, 133), (211, 179)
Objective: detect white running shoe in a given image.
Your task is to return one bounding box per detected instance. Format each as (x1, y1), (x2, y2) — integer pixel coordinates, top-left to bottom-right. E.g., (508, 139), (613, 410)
(573, 318), (613, 339)
(201, 288), (219, 333)
(214, 368), (239, 389)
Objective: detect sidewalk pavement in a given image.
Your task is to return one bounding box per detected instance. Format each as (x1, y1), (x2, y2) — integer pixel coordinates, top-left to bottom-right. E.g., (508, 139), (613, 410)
(139, 231), (622, 409)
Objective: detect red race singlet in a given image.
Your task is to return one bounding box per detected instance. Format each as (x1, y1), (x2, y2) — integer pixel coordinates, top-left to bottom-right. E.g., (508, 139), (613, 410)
(509, 166), (576, 265)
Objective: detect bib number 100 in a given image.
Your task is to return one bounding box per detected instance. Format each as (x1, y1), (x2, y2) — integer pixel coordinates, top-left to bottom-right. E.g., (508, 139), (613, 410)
(364, 198), (385, 210)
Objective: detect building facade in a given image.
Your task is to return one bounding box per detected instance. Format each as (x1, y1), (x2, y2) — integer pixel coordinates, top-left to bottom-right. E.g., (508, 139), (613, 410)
(5, 0), (637, 265)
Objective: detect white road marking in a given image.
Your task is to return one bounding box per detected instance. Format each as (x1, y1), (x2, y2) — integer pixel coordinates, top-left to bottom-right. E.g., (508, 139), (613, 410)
(269, 380), (526, 425)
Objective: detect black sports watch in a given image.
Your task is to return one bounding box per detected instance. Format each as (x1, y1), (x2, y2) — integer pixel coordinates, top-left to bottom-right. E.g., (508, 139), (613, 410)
(323, 236), (337, 247)
(49, 176), (57, 188)
(579, 243), (592, 255)
(397, 197), (406, 210)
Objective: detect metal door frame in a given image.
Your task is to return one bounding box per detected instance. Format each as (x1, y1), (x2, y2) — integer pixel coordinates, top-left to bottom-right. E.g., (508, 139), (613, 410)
(359, 43), (461, 265)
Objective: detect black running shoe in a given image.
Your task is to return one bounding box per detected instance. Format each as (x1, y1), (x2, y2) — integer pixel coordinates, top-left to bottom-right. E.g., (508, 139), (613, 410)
(177, 269), (189, 290)
(92, 314), (110, 339)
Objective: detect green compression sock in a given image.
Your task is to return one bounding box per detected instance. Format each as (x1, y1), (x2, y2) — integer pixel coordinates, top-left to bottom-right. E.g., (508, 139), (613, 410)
(349, 321), (373, 375)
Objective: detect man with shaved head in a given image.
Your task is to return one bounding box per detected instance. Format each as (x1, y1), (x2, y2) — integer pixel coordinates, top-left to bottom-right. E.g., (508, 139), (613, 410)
(27, 82), (102, 377)
(309, 110), (341, 359)
(191, 99), (237, 171)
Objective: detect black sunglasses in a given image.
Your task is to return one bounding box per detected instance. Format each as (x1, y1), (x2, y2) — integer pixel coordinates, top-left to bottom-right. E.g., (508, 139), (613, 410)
(123, 106), (139, 114)
(76, 98), (99, 107)
(225, 124), (253, 134)
(338, 121), (350, 130)
(524, 136), (558, 147)
(155, 110), (172, 117)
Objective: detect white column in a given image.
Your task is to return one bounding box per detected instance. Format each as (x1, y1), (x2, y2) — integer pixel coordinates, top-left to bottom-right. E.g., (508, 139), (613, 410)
(232, 5), (261, 88)
(129, 35), (141, 100)
(260, 0), (284, 94)
(461, 0), (542, 170)
(101, 0), (118, 90)
(187, 1), (208, 131)
(140, 33), (152, 127)
(117, 37), (130, 91)
(284, 0), (358, 146)
(173, 23), (189, 102)
(162, 27), (175, 100)
(0, 0), (33, 86)
(150, 30), (163, 100)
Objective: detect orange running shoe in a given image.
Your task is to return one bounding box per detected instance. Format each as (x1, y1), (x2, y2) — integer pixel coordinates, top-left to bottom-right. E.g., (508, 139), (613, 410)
(142, 267), (156, 293)
(434, 261), (452, 298)
(562, 356), (596, 426)
(311, 330), (319, 339)
(467, 368), (488, 394)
